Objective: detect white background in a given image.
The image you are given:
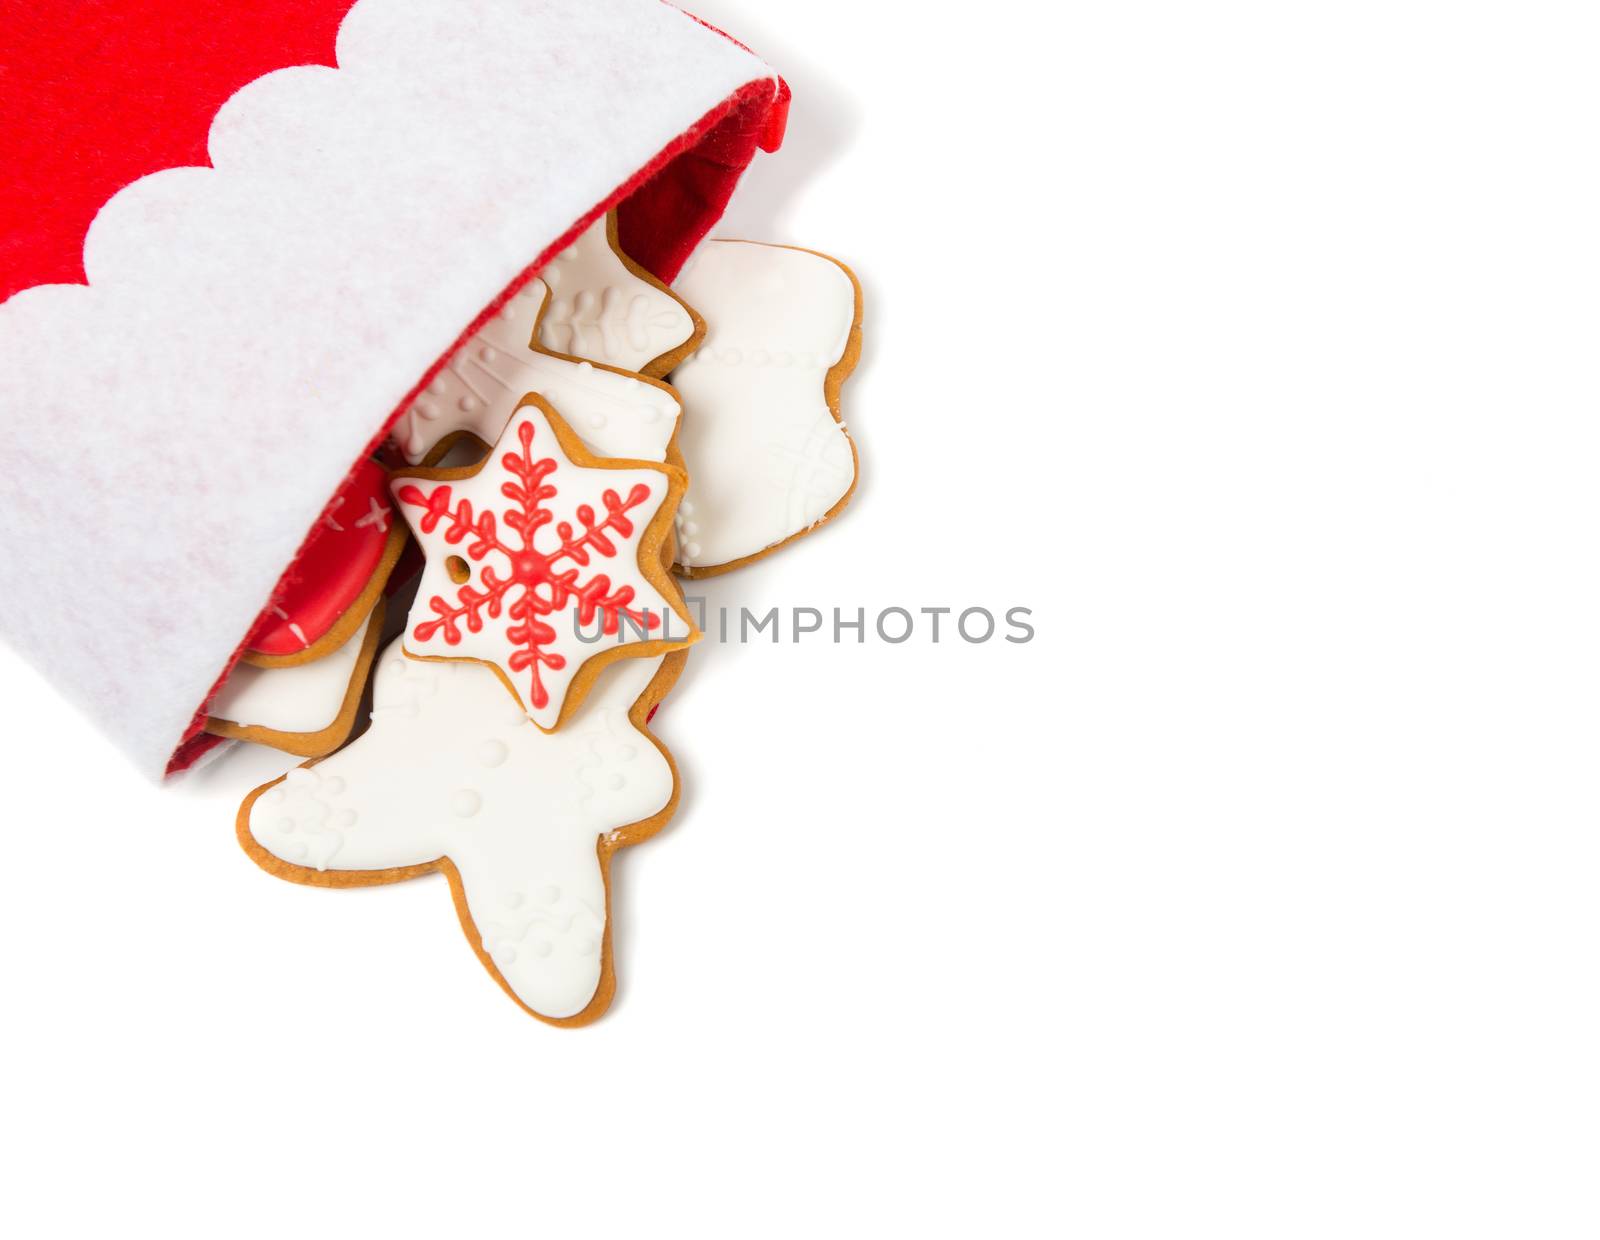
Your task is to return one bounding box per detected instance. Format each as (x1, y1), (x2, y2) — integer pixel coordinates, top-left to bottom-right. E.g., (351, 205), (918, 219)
(2, 1), (1599, 1236)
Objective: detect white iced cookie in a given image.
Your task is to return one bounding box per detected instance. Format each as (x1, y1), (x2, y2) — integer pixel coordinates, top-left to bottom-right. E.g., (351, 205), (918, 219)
(669, 241), (863, 576)
(535, 213), (702, 377)
(206, 606), (384, 758)
(393, 280), (682, 467)
(239, 644), (680, 1022)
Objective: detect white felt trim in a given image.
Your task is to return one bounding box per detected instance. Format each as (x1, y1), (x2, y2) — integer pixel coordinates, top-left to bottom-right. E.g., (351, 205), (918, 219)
(0, 0), (772, 778)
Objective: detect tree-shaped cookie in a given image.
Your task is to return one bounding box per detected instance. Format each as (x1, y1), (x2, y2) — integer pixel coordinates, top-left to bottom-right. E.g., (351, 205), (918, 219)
(238, 643), (684, 1024)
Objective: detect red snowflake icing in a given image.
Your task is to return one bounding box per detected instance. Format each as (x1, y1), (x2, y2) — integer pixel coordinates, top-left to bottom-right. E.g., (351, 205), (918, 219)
(395, 415), (661, 713)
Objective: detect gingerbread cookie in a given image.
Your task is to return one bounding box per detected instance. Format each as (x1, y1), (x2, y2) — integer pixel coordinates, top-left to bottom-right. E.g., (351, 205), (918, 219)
(668, 241), (863, 577)
(206, 601), (385, 757)
(244, 458), (408, 667)
(393, 280), (682, 468)
(534, 213), (703, 377)
(238, 642), (684, 1024)
(389, 395), (697, 729)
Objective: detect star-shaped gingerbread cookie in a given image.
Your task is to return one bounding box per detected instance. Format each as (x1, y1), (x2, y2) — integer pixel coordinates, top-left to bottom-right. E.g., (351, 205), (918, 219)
(389, 394), (696, 729)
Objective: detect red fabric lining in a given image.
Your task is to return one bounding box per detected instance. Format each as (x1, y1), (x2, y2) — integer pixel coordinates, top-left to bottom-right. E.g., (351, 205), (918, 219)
(617, 79), (782, 281)
(168, 731), (228, 772)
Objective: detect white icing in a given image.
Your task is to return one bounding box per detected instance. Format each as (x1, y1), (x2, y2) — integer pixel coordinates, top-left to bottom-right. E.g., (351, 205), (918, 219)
(669, 242), (858, 569)
(392, 402), (683, 728)
(212, 615), (372, 734)
(248, 645), (672, 1019)
(394, 280), (681, 465)
(535, 216), (695, 372)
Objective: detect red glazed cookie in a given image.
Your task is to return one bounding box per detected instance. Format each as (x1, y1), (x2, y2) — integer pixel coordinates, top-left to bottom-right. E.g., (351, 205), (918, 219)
(244, 459), (408, 667)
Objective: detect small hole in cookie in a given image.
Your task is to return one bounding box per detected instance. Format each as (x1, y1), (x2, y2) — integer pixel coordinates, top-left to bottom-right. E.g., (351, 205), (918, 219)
(445, 555), (471, 584)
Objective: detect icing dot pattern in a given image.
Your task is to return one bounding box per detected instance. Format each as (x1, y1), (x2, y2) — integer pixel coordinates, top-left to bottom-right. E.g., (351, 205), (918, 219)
(392, 270), (680, 467)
